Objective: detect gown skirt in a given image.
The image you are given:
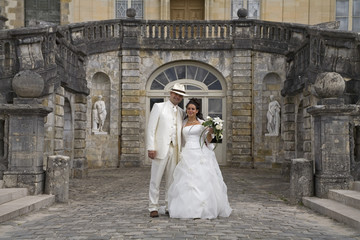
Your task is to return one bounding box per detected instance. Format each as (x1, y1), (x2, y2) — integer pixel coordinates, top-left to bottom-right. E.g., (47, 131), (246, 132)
(168, 125), (232, 219)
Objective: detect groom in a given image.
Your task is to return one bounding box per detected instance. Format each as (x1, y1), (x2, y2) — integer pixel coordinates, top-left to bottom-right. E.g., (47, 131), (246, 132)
(147, 83), (186, 218)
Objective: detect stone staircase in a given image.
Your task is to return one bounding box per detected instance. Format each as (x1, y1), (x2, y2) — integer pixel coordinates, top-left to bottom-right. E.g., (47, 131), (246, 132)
(303, 181), (360, 229)
(0, 184), (55, 223)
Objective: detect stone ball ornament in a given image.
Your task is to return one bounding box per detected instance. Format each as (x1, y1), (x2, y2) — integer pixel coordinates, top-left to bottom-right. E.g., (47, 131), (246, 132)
(237, 8), (248, 19)
(126, 8), (136, 18)
(312, 72), (345, 99)
(12, 70), (45, 98)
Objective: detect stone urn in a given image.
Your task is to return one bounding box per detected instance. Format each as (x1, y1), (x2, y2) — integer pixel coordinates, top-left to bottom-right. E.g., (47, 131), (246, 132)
(312, 72), (345, 99)
(12, 70), (44, 98)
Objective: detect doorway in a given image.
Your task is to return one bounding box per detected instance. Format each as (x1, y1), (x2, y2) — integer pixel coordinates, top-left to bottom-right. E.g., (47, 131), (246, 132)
(170, 0), (205, 20)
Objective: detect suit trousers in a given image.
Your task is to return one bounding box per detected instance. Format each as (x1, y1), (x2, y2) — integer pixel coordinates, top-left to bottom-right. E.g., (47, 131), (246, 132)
(149, 142), (178, 212)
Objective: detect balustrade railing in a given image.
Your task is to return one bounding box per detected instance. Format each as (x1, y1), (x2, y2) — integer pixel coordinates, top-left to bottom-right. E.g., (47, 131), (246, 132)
(141, 21), (233, 40)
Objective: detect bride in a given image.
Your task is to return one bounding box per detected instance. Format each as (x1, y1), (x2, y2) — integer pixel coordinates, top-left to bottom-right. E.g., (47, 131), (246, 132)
(168, 98), (232, 219)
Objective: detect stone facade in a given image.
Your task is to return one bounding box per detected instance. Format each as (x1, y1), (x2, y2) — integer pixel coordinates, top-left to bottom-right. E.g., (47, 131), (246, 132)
(3, 1), (336, 29)
(1, 9), (360, 197)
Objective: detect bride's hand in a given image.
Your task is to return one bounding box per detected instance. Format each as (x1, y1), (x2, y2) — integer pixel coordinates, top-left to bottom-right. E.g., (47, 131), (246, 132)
(208, 127), (214, 134)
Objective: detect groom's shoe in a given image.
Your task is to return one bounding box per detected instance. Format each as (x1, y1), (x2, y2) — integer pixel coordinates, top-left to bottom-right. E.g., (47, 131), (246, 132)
(150, 211), (159, 218)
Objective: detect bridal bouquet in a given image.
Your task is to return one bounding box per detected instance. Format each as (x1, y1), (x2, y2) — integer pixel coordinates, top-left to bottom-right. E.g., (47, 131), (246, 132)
(200, 116), (224, 149)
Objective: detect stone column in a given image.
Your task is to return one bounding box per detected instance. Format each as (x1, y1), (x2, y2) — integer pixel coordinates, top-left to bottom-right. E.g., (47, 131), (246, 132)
(1, 70), (52, 195)
(120, 10), (141, 167)
(307, 72), (355, 197)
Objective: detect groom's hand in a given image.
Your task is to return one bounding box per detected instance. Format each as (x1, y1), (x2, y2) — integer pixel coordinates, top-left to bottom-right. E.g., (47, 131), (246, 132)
(148, 150), (156, 159)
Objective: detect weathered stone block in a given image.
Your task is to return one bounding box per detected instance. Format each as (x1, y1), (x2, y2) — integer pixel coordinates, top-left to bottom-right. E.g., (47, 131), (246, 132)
(55, 105), (64, 116)
(74, 112), (87, 121)
(232, 110), (251, 116)
(74, 121), (86, 130)
(290, 158), (314, 204)
(232, 76), (252, 84)
(55, 95), (64, 105)
(122, 96), (140, 103)
(74, 139), (86, 149)
(75, 94), (87, 104)
(54, 139), (64, 150)
(45, 155), (70, 203)
(122, 109), (140, 116)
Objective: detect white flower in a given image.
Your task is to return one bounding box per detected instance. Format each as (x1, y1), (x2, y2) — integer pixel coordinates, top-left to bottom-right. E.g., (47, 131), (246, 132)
(219, 134), (223, 139)
(215, 124), (222, 130)
(206, 116), (212, 120)
(213, 117), (224, 125)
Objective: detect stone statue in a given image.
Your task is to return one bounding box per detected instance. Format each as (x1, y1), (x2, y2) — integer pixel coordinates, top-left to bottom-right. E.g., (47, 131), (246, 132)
(92, 95), (107, 132)
(266, 95), (280, 136)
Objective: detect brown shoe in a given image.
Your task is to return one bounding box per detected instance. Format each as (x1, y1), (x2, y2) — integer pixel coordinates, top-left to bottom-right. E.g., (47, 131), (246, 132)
(150, 211), (159, 218)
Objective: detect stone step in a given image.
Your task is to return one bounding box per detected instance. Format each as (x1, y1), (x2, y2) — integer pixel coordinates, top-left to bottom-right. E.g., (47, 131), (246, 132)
(352, 181), (360, 192)
(328, 189), (360, 211)
(303, 197), (360, 230)
(0, 195), (55, 223)
(0, 188), (28, 205)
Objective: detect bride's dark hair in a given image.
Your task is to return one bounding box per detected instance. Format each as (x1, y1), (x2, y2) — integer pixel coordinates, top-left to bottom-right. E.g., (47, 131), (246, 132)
(185, 98), (204, 120)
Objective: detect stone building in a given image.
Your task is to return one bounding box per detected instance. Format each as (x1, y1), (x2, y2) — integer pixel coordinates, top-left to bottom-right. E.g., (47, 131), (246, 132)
(0, 1), (360, 198)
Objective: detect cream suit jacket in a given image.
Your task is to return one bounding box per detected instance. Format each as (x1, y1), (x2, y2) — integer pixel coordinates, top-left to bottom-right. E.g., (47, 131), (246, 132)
(147, 100), (184, 160)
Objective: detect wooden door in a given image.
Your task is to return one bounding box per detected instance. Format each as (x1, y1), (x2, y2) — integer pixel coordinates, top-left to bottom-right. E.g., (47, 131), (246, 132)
(170, 0), (205, 20)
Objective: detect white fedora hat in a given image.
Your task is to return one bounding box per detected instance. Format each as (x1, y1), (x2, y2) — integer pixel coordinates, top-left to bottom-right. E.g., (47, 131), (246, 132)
(170, 83), (187, 96)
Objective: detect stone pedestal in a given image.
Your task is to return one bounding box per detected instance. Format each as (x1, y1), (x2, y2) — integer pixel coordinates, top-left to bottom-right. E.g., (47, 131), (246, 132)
(45, 155), (69, 202)
(290, 158), (313, 204)
(307, 101), (356, 197)
(0, 100), (52, 195)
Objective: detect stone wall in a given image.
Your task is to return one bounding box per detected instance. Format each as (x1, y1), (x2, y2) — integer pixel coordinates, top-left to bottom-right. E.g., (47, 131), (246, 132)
(253, 52), (286, 168)
(85, 51), (120, 168)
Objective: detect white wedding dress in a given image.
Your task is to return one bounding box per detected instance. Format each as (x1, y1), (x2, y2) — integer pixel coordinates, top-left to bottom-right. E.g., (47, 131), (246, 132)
(168, 124), (232, 219)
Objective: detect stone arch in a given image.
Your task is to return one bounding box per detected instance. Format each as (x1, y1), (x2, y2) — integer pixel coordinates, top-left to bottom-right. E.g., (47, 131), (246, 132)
(63, 98), (74, 177)
(262, 72), (282, 135)
(91, 72), (110, 133)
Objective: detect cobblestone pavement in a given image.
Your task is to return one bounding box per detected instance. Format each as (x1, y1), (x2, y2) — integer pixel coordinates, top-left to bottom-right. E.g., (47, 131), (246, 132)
(1, 167), (360, 240)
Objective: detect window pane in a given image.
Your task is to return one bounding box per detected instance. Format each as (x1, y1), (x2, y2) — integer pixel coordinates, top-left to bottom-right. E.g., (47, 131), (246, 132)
(155, 72), (169, 86)
(195, 68), (208, 82)
(186, 85), (202, 90)
(353, 17), (360, 31)
(165, 67), (177, 82)
(132, 0), (143, 19)
(336, 17), (349, 30)
(115, 0), (127, 19)
(208, 80), (222, 90)
(203, 73), (217, 86)
(175, 65), (186, 79)
(150, 80), (164, 90)
(208, 98), (222, 116)
(232, 0), (244, 19)
(248, 0), (260, 19)
(150, 98), (164, 111)
(336, 0), (349, 16)
(187, 66), (197, 80)
(353, 0), (360, 16)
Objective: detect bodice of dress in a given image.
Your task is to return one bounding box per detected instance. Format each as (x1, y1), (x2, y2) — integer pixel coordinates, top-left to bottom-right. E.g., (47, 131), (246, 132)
(183, 124), (205, 149)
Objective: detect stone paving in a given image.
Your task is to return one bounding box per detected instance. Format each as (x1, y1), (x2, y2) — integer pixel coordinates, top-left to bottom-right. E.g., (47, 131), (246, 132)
(0, 167), (360, 240)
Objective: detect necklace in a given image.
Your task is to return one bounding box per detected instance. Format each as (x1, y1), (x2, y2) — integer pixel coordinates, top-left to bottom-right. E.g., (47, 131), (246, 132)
(188, 120), (197, 124)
